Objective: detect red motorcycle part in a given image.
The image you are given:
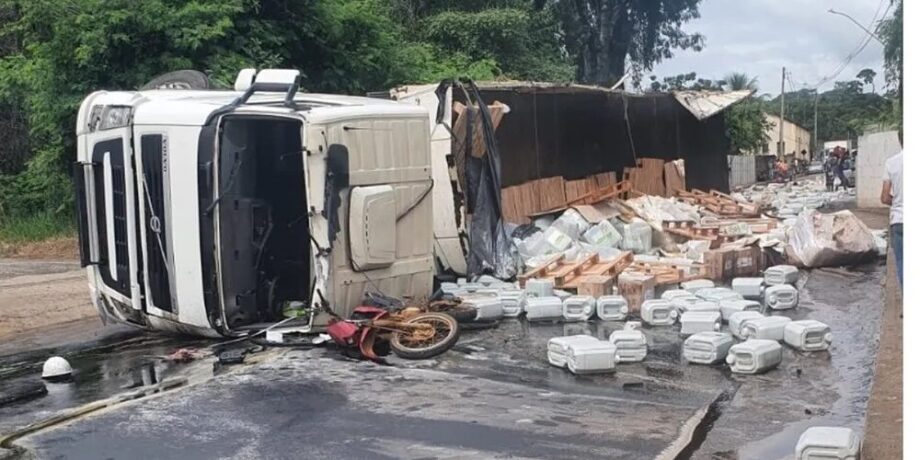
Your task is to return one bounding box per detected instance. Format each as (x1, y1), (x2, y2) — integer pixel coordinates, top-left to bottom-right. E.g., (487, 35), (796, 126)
(326, 318), (360, 346)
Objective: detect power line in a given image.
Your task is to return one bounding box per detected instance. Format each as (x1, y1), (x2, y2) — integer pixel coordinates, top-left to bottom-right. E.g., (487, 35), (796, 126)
(803, 0), (891, 90)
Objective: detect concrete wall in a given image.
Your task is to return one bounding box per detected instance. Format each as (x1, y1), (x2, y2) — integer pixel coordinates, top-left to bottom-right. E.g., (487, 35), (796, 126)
(763, 114), (811, 159)
(728, 155), (757, 189)
(856, 130), (900, 208)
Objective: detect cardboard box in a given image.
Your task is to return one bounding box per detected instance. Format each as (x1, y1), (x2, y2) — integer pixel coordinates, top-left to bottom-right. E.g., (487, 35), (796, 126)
(704, 248), (736, 280)
(577, 275), (614, 298)
(733, 245), (761, 277)
(617, 273), (656, 313)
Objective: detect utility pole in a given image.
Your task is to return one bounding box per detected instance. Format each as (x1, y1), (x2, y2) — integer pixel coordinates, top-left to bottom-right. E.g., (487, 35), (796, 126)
(813, 91), (819, 162)
(778, 67), (785, 158)
(828, 9), (883, 44)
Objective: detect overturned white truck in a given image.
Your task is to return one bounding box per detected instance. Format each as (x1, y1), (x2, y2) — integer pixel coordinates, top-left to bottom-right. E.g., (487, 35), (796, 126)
(75, 69), (435, 337)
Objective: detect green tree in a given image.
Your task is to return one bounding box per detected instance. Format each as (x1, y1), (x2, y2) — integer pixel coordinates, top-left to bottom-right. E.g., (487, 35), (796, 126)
(856, 68), (876, 93)
(724, 72), (758, 91)
(547, 0), (704, 86)
(725, 99), (771, 155)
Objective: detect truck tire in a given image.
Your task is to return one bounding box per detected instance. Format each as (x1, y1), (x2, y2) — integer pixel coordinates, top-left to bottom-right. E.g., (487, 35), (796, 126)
(140, 70), (210, 90)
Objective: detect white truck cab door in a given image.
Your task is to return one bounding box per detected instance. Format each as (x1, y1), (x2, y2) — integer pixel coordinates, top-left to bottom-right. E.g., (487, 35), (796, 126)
(76, 126), (141, 311)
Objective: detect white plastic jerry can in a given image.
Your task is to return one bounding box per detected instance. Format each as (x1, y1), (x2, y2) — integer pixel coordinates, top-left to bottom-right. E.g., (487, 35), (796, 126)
(661, 289), (698, 302)
(562, 295), (597, 321)
(726, 339), (783, 374)
(739, 315), (791, 341)
(461, 297), (505, 321)
(640, 299), (678, 326)
(671, 295), (707, 313)
(731, 277), (764, 299)
(784, 320), (833, 352)
(682, 301), (722, 314)
(565, 339), (618, 374)
(719, 299), (763, 322)
(547, 335), (598, 368)
(680, 311), (722, 335)
(525, 278), (555, 298)
(729, 311), (765, 338)
(596, 295), (629, 321)
(794, 426), (861, 460)
(681, 279), (715, 293)
(764, 284), (799, 310)
(440, 282), (459, 294)
(764, 264), (800, 285)
(608, 323), (648, 363)
(500, 289), (526, 318)
(695, 287), (743, 303)
(525, 296), (564, 321)
(683, 332), (734, 364)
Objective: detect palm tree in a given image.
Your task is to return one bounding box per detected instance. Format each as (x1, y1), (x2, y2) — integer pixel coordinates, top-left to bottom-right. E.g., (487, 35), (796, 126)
(724, 72), (759, 92)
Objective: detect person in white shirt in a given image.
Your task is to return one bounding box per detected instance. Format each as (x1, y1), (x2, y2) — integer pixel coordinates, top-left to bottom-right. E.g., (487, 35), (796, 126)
(880, 132), (903, 286)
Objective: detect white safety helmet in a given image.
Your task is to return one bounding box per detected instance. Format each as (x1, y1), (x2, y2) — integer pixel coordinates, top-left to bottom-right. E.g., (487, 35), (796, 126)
(41, 356), (73, 379)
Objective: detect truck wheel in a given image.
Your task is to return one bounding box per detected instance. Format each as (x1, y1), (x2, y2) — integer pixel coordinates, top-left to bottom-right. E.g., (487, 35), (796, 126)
(140, 70), (210, 90)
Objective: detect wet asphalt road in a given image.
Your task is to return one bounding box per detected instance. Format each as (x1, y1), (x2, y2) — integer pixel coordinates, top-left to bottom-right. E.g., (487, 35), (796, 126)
(1, 259), (886, 460)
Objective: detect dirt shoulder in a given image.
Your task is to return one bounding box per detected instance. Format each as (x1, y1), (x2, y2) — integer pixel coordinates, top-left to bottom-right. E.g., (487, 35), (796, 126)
(0, 236), (79, 260)
(0, 259), (97, 341)
(861, 247), (902, 459)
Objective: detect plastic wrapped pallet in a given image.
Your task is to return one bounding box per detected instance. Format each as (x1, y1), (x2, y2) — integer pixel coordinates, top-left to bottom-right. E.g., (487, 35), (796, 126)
(582, 220), (623, 247)
(621, 219), (653, 254)
(786, 209), (879, 268)
(550, 208), (590, 240)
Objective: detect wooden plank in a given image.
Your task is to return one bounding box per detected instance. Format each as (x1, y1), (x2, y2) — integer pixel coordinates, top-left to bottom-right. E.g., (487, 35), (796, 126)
(518, 253), (565, 287)
(553, 253), (599, 286)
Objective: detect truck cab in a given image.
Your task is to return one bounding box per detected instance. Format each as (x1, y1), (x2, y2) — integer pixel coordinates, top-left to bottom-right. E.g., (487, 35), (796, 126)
(75, 69), (434, 337)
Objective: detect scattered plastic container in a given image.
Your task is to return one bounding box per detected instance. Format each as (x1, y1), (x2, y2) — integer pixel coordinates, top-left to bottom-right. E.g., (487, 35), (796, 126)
(596, 295), (629, 321)
(719, 299), (763, 322)
(621, 219), (653, 253)
(609, 322), (648, 362)
(726, 339), (783, 374)
(550, 208), (590, 240)
(542, 226), (575, 253)
(695, 287), (743, 303)
(547, 335), (598, 368)
(683, 332), (734, 364)
(680, 311), (722, 335)
(461, 297), (505, 321)
(764, 265), (800, 285)
(475, 275), (502, 287)
(565, 340), (618, 374)
(525, 296), (564, 321)
(681, 300), (722, 314)
(554, 289), (573, 300)
(681, 279), (715, 293)
(731, 277), (765, 299)
(784, 320), (833, 352)
(500, 289), (526, 318)
(794, 426), (861, 460)
(764, 284), (799, 310)
(641, 299), (678, 326)
(661, 289), (698, 302)
(563, 295), (596, 321)
(729, 311), (765, 338)
(582, 220), (623, 247)
(671, 296), (708, 313)
(740, 315), (791, 341)
(525, 279), (555, 298)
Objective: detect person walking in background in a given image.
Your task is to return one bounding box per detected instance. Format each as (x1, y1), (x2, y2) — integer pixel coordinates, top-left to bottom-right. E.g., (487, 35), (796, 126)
(880, 135), (903, 287)
(834, 148), (850, 191)
(824, 155), (836, 192)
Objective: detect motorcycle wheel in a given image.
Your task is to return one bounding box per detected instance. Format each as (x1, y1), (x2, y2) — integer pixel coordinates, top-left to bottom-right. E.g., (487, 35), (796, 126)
(389, 312), (459, 360)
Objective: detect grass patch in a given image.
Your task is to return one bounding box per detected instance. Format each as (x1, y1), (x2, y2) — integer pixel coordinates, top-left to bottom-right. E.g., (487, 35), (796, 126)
(0, 211), (76, 243)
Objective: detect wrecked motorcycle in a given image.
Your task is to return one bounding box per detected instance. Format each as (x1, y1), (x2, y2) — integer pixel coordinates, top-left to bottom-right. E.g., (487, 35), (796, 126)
(326, 306), (459, 361)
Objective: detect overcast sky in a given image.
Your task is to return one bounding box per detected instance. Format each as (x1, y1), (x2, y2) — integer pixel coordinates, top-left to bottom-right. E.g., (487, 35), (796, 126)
(638, 0), (889, 96)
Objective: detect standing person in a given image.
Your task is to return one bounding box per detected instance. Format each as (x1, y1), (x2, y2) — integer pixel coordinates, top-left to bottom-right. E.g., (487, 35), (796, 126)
(824, 156), (835, 191)
(834, 150), (849, 191)
(881, 138), (903, 287)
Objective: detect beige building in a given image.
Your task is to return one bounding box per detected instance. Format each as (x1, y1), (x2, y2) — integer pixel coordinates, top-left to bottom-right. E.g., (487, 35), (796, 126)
(761, 114), (812, 160)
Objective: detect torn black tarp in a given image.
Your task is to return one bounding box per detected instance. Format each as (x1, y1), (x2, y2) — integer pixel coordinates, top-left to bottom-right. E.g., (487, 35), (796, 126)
(437, 79), (516, 280)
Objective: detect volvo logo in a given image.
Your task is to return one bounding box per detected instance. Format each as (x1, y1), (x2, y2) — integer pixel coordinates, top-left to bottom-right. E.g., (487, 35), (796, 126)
(149, 215), (162, 233)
